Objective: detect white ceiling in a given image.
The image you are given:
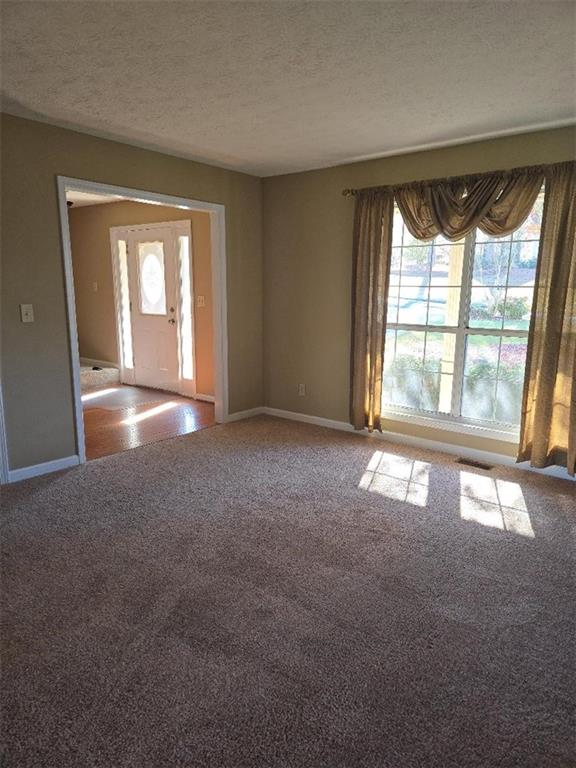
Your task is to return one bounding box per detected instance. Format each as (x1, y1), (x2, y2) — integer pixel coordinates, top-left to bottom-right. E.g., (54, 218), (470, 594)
(1, 1), (575, 176)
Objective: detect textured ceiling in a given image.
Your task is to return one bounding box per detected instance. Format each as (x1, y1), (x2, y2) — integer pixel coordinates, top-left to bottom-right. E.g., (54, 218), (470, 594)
(2, 1), (575, 176)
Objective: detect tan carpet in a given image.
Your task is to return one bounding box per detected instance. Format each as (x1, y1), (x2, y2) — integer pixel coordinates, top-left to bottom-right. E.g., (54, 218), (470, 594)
(1, 416), (575, 767)
(80, 366), (120, 391)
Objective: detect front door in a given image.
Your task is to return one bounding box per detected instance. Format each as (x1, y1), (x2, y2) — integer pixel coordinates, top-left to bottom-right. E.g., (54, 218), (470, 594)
(127, 228), (179, 392)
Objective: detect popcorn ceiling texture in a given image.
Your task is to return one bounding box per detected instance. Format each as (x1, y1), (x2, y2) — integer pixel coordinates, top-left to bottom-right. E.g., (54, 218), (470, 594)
(2, 417), (575, 767)
(1, 1), (574, 175)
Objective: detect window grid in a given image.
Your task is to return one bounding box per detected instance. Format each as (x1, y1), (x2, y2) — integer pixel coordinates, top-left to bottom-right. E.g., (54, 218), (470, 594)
(383, 189), (543, 432)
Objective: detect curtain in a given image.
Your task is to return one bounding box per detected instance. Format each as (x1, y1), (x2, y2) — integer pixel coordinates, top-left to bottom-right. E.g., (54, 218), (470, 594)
(395, 168), (544, 241)
(350, 190), (394, 431)
(350, 161), (575, 466)
(518, 161), (576, 475)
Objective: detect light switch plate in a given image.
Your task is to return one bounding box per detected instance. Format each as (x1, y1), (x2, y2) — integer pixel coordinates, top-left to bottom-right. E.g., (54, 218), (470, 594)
(20, 303), (34, 323)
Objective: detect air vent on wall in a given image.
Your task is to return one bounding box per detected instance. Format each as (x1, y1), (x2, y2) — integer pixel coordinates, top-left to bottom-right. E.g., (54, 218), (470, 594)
(455, 457), (493, 471)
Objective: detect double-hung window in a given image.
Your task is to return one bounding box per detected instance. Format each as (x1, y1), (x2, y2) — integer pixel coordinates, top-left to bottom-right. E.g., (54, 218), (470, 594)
(382, 187), (544, 439)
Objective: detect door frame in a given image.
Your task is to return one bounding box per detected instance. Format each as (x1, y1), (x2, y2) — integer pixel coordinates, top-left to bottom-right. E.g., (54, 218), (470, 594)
(56, 176), (228, 466)
(110, 220), (197, 397)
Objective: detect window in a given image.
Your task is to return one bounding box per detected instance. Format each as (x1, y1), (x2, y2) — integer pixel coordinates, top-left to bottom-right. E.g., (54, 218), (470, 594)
(178, 234), (194, 381)
(117, 239), (134, 369)
(382, 188), (544, 436)
(138, 241), (167, 315)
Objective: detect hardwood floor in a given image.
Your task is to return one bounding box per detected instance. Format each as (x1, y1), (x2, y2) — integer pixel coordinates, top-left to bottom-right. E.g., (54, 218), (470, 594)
(82, 385), (215, 460)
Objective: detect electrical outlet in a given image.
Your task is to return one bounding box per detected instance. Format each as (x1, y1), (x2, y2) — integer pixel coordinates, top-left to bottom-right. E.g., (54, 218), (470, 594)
(92, 281), (98, 293)
(297, 383), (306, 397)
(196, 295), (206, 308)
(20, 303), (34, 323)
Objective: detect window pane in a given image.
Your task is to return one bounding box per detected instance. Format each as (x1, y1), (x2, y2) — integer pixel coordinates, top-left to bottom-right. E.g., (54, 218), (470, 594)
(427, 287), (448, 325)
(475, 230), (511, 245)
(390, 248), (402, 285)
(383, 330), (424, 409)
(400, 245), (431, 285)
(469, 287), (505, 329)
(386, 284), (400, 324)
(495, 339), (528, 424)
(462, 335), (499, 420)
(383, 330), (454, 414)
(430, 242), (464, 286)
(138, 242), (166, 315)
(392, 208), (405, 247)
(462, 335), (527, 425)
(509, 240), (538, 280)
(428, 287), (462, 326)
(470, 189), (542, 336)
(390, 211), (464, 329)
(118, 240), (133, 368)
(472, 241), (510, 285)
(397, 286), (428, 324)
(424, 332), (454, 413)
(503, 287), (533, 331)
(178, 235), (193, 380)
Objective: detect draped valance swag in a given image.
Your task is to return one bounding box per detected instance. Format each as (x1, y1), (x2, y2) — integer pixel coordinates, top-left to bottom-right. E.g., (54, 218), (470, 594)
(350, 160), (576, 475)
(395, 167), (544, 241)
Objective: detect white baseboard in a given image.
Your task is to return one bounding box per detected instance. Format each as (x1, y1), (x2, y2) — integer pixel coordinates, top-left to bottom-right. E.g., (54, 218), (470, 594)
(263, 407), (356, 433)
(3, 408), (571, 483)
(8, 455), (80, 483)
(195, 393), (215, 403)
(260, 407), (574, 481)
(225, 407), (265, 423)
(80, 357), (119, 369)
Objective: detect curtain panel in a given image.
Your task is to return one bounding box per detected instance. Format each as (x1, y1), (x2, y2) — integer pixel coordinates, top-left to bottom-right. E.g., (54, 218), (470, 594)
(350, 161), (575, 475)
(350, 190), (394, 431)
(518, 162), (576, 475)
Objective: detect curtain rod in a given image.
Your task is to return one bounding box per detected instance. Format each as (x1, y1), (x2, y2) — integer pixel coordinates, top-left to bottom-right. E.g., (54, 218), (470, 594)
(341, 160), (573, 197)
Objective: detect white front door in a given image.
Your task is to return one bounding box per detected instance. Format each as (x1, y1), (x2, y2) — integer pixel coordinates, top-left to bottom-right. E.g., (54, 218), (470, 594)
(127, 228), (180, 392)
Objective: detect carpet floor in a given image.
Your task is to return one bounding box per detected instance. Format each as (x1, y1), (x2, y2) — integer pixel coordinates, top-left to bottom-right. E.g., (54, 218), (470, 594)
(1, 416), (575, 767)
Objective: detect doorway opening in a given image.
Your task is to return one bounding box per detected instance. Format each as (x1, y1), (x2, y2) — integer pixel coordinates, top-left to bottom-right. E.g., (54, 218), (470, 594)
(58, 178), (228, 462)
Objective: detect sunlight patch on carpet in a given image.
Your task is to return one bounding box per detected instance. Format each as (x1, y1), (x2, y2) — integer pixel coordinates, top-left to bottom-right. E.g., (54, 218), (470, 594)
(359, 450), (430, 507)
(460, 471), (534, 537)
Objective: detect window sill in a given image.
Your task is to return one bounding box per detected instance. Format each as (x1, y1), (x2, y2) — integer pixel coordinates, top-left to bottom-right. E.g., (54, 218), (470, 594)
(380, 407), (520, 444)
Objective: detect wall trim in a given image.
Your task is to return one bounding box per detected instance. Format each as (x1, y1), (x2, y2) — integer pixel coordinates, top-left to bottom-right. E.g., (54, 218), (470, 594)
(8, 455), (80, 484)
(225, 407), (265, 422)
(53, 176), (229, 472)
(264, 407), (355, 433)
(3, 405), (572, 483)
(80, 357), (119, 369)
(261, 407), (575, 481)
(195, 393), (215, 403)
(0, 381), (10, 484)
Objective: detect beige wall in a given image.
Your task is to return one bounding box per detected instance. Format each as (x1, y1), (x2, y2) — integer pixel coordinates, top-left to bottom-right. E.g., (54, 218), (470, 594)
(3, 115), (575, 473)
(1, 114), (262, 469)
(263, 126), (576, 457)
(69, 201), (214, 396)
